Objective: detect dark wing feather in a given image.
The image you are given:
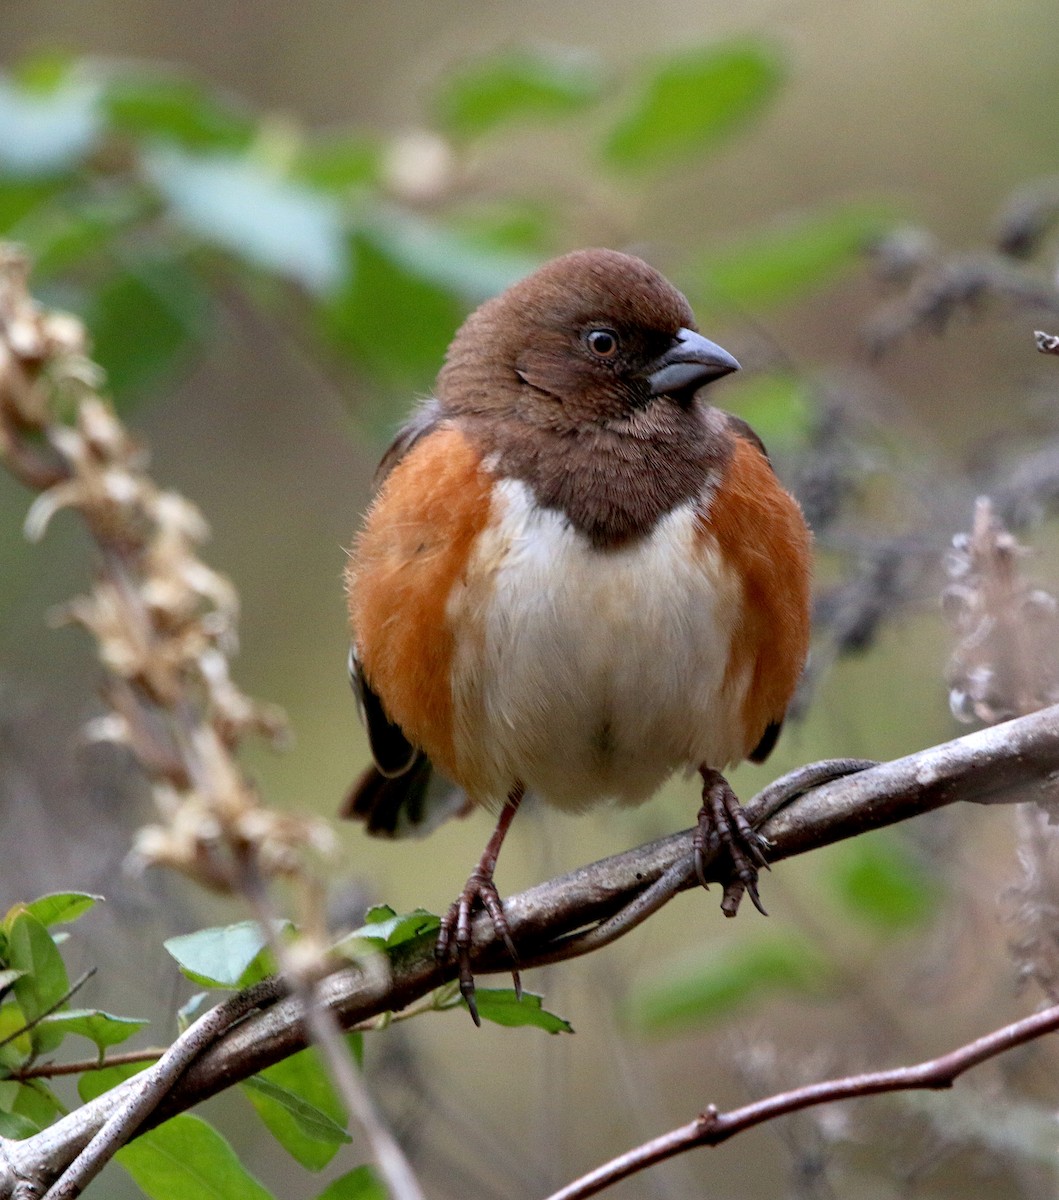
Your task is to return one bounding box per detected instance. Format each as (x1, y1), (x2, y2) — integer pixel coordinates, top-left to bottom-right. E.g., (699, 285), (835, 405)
(748, 719), (782, 764)
(372, 396), (445, 490)
(722, 412), (771, 465)
(722, 417), (795, 765)
(348, 646), (418, 778)
(344, 397), (464, 836)
(349, 398), (446, 779)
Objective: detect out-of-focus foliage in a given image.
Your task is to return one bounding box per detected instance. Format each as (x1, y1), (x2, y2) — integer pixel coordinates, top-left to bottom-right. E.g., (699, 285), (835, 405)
(603, 41), (784, 171)
(434, 47), (604, 141)
(627, 932), (832, 1032)
(0, 43), (876, 415)
(8, 32), (1042, 1200)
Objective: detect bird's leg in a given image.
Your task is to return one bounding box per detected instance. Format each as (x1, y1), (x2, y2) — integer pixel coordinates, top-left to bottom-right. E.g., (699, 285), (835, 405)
(436, 783), (524, 1026)
(694, 767), (770, 918)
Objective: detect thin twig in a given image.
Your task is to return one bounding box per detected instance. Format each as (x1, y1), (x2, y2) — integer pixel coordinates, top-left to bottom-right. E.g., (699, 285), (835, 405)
(2, 709), (1059, 1196)
(542, 1003), (1059, 1200)
(39, 981), (279, 1200)
(0, 971), (96, 1050)
(12, 1049), (166, 1082)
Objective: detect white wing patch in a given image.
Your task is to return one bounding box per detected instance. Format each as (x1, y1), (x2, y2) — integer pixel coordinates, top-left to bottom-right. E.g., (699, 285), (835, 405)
(447, 478), (747, 812)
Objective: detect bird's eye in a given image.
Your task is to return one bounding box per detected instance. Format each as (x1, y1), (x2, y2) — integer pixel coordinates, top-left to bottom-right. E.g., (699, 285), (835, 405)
(585, 328), (619, 359)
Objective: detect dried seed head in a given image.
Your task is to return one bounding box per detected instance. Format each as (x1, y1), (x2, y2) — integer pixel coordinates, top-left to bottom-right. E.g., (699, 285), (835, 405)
(944, 497), (1059, 725)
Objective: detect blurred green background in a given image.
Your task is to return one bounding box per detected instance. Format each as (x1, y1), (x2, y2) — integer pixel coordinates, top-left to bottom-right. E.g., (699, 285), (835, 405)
(3, 1), (1059, 1197)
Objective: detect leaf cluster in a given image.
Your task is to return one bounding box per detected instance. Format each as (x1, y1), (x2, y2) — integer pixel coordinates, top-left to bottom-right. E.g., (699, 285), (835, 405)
(0, 43), (883, 427)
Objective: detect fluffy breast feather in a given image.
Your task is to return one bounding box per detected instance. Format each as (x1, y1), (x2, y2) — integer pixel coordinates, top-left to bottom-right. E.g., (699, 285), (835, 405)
(447, 478), (750, 811)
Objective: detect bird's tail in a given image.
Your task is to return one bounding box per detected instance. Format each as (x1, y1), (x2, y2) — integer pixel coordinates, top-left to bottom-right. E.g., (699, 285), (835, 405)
(341, 752), (471, 838)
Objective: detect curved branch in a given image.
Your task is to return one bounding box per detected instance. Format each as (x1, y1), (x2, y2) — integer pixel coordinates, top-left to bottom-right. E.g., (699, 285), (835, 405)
(542, 1001), (1059, 1200)
(3, 703), (1059, 1196)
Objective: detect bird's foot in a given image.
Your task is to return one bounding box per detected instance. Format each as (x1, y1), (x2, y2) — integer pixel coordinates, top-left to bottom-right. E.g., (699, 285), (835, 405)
(436, 869), (521, 1026)
(694, 767), (770, 917)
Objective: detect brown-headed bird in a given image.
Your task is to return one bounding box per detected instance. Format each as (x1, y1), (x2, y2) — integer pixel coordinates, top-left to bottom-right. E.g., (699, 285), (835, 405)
(343, 249), (811, 1023)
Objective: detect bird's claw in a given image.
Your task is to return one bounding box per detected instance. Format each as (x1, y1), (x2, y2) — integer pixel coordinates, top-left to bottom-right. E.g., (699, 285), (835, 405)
(695, 768), (770, 918)
(436, 870), (521, 1026)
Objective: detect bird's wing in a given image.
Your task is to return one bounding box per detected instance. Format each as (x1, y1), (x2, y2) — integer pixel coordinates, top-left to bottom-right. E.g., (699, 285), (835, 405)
(710, 413), (812, 765)
(347, 644), (418, 778)
(372, 396), (445, 491)
(347, 399), (444, 778)
(344, 399), (475, 836)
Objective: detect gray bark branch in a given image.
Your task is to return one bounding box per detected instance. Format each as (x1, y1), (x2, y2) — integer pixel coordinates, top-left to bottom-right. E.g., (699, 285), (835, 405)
(2, 702), (1058, 1197)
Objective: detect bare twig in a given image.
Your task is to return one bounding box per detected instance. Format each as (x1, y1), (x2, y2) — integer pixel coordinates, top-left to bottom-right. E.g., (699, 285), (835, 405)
(0, 707), (1057, 1195)
(541, 1003), (1059, 1200)
(12, 1049), (166, 1081)
(0, 971), (95, 1051)
(39, 982), (277, 1200)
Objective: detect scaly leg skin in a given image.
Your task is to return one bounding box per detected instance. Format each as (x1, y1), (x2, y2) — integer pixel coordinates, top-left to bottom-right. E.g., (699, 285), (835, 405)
(694, 767), (770, 918)
(436, 783), (524, 1026)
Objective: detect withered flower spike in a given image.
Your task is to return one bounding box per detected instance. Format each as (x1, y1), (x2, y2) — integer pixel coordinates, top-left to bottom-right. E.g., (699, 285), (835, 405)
(0, 246), (325, 918)
(944, 497), (1059, 725)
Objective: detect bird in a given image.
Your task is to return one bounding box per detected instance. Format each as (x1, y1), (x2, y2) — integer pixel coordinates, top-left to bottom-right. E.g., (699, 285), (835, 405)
(342, 248), (812, 1024)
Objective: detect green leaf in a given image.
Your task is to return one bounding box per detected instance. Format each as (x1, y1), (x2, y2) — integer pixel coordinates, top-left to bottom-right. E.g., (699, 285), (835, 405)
(722, 374), (812, 449)
(144, 146), (346, 293)
(435, 47), (603, 140)
(24, 893), (101, 929)
(86, 255), (210, 403)
(0, 969), (26, 996)
(7, 913), (71, 1055)
(36, 1009), (146, 1055)
(0, 1109), (40, 1139)
(243, 1047), (351, 1170)
(627, 934), (832, 1032)
(102, 72), (256, 151)
(0, 1001), (33, 1063)
(698, 206), (891, 309)
(177, 992), (209, 1031)
(10, 1079), (62, 1129)
(372, 212), (537, 304)
(472, 989), (573, 1033)
(315, 1166), (386, 1200)
(340, 906), (440, 952)
(117, 1114), (275, 1200)
(21, 193), (146, 279)
(0, 72), (102, 176)
(604, 40), (783, 171)
(0, 178), (66, 234)
(163, 921), (284, 989)
(295, 135), (380, 192)
(78, 1060), (148, 1104)
(826, 834), (939, 931)
(449, 201), (555, 255)
(321, 231), (465, 390)
(11, 52), (76, 95)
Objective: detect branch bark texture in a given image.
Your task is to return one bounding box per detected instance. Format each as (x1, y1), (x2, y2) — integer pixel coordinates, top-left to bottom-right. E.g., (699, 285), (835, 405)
(2, 703), (1058, 1197)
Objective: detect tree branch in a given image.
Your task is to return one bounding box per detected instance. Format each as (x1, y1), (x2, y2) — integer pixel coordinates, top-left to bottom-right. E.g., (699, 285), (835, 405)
(3, 703), (1057, 1196)
(542, 1001), (1059, 1200)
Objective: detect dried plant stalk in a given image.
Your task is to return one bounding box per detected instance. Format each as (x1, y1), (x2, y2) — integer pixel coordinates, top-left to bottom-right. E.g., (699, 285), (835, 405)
(943, 497), (1059, 726)
(0, 247), (331, 895)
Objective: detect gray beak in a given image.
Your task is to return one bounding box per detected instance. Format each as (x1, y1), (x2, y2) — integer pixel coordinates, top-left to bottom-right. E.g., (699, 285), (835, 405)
(646, 328), (741, 398)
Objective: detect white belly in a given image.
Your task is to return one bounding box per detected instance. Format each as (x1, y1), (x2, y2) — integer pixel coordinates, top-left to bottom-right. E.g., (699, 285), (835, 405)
(447, 478), (748, 811)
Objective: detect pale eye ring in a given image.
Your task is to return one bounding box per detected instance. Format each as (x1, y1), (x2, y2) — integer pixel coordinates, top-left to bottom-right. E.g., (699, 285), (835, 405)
(585, 327), (620, 359)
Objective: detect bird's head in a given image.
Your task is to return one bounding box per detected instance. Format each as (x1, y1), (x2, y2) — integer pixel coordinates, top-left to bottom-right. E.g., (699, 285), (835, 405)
(437, 248), (739, 431)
